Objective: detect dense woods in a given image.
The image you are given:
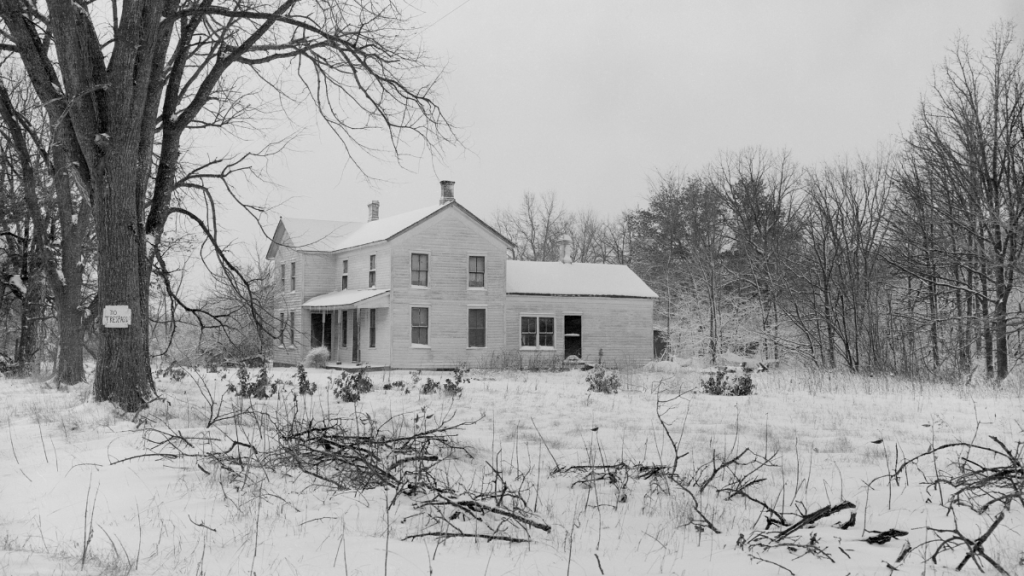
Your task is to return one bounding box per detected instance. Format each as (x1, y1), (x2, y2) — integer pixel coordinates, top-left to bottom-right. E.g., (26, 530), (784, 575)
(492, 25), (1024, 380)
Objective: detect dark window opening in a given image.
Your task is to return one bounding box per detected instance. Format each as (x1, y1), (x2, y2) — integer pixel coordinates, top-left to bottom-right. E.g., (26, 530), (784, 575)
(469, 309), (486, 348)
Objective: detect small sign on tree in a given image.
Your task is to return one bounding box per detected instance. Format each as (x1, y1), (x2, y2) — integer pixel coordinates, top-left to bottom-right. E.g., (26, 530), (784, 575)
(102, 306), (132, 328)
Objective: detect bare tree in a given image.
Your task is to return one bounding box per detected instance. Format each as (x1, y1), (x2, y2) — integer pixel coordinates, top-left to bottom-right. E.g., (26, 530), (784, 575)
(895, 24), (1024, 379)
(492, 191), (571, 261)
(710, 148), (803, 360)
(795, 154), (895, 371)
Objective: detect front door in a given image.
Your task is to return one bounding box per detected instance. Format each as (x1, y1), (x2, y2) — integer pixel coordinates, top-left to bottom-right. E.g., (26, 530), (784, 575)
(564, 315), (582, 359)
(311, 313), (333, 359)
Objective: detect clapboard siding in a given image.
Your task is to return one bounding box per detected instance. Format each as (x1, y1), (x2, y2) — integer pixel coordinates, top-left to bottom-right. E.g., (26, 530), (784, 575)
(271, 237), (307, 365)
(389, 208), (508, 369)
(504, 295), (654, 367)
(334, 245), (391, 291)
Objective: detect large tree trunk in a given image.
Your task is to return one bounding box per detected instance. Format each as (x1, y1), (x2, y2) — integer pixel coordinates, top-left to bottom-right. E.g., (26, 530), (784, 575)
(53, 146), (88, 384)
(92, 148), (150, 411)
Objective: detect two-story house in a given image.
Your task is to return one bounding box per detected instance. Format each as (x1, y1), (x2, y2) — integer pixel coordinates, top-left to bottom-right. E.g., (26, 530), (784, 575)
(266, 181), (658, 369)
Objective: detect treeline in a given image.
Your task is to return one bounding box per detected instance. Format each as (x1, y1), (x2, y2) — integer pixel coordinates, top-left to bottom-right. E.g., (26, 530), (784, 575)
(493, 26), (1024, 380)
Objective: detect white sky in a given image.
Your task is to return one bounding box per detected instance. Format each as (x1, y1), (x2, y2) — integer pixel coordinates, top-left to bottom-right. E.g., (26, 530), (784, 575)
(222, 0), (1024, 253)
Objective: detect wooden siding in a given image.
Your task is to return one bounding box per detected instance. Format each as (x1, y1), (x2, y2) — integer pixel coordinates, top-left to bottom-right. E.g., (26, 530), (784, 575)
(271, 237), (305, 365)
(388, 208), (509, 369)
(334, 245), (391, 291)
(504, 295), (654, 367)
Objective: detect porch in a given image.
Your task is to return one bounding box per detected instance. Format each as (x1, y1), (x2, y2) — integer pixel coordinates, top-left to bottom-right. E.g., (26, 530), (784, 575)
(303, 288), (391, 365)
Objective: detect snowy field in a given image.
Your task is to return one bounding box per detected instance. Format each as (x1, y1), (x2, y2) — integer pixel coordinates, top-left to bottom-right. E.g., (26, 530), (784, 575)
(1, 366), (1022, 575)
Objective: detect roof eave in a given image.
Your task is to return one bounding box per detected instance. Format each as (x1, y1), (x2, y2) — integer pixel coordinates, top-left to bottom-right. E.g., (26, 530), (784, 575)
(506, 292), (658, 299)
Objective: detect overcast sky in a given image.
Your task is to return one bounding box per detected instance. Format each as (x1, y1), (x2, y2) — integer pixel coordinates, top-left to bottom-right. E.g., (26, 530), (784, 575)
(235, 1), (1023, 251)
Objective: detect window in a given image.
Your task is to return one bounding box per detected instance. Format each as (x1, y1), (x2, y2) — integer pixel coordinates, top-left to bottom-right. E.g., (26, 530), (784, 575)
(369, 309), (376, 348)
(468, 309), (486, 348)
(290, 262), (296, 291)
(280, 264), (285, 291)
(411, 253), (429, 286)
(369, 255), (376, 287)
(341, 310), (348, 347)
(279, 312), (285, 345)
(521, 316), (554, 348)
(342, 260), (348, 290)
(289, 311), (296, 344)
(468, 256), (485, 288)
(411, 307), (429, 345)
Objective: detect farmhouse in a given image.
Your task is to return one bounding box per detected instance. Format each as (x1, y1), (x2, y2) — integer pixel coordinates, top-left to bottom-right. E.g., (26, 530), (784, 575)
(266, 181), (658, 369)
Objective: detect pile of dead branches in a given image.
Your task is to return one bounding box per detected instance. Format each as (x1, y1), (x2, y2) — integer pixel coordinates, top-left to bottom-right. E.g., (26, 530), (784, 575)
(131, 379), (552, 544)
(893, 434), (1023, 574)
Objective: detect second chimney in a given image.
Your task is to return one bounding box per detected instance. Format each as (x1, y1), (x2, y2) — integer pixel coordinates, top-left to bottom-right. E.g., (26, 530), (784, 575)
(558, 234), (573, 264)
(440, 180), (455, 204)
(368, 200), (380, 221)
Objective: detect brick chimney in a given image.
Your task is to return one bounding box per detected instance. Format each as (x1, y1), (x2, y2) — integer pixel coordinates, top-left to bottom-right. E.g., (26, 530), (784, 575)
(368, 200), (379, 221)
(558, 234), (573, 264)
(440, 180), (455, 204)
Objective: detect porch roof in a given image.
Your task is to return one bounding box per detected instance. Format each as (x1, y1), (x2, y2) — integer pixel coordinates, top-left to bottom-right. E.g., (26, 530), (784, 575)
(302, 288), (390, 310)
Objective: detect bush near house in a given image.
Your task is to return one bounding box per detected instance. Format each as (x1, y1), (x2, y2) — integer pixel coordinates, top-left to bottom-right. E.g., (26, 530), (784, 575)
(586, 367), (621, 394)
(305, 347), (330, 368)
(700, 367), (754, 396)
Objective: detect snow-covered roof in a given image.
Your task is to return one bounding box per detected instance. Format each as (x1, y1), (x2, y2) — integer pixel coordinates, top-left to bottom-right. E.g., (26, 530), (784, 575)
(332, 204), (446, 251)
(277, 218), (362, 252)
(267, 201), (511, 259)
(302, 288), (390, 309)
(505, 261), (658, 299)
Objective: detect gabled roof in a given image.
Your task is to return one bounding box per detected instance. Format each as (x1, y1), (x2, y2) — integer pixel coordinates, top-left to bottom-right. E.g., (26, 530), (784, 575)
(265, 218), (361, 259)
(266, 201), (511, 259)
(506, 261), (658, 299)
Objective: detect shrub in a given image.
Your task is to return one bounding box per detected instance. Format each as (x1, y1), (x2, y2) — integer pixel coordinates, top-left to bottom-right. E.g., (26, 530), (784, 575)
(331, 371), (369, 403)
(351, 368), (373, 393)
(442, 367), (471, 397)
(305, 347), (330, 368)
(228, 365), (275, 398)
(296, 365), (317, 395)
(421, 377), (440, 394)
(383, 380), (405, 391)
(700, 367), (755, 396)
(586, 367), (621, 394)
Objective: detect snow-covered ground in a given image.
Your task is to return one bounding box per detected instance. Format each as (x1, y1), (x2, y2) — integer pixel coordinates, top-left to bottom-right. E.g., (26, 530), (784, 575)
(1, 367), (1021, 575)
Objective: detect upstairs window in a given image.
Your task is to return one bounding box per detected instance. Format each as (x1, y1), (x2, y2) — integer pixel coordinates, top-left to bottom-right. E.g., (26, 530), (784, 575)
(468, 309), (486, 348)
(369, 255), (376, 287)
(290, 262), (296, 291)
(412, 307), (429, 345)
(280, 264), (285, 291)
(411, 253), (429, 286)
(521, 316), (554, 348)
(342, 259), (348, 290)
(468, 256), (485, 287)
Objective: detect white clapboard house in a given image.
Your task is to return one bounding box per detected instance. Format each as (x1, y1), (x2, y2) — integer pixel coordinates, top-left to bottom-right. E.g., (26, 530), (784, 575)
(266, 181), (657, 369)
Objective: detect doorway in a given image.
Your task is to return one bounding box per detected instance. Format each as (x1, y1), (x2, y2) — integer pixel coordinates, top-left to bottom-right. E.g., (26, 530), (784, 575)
(564, 315), (582, 358)
(311, 313), (333, 359)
